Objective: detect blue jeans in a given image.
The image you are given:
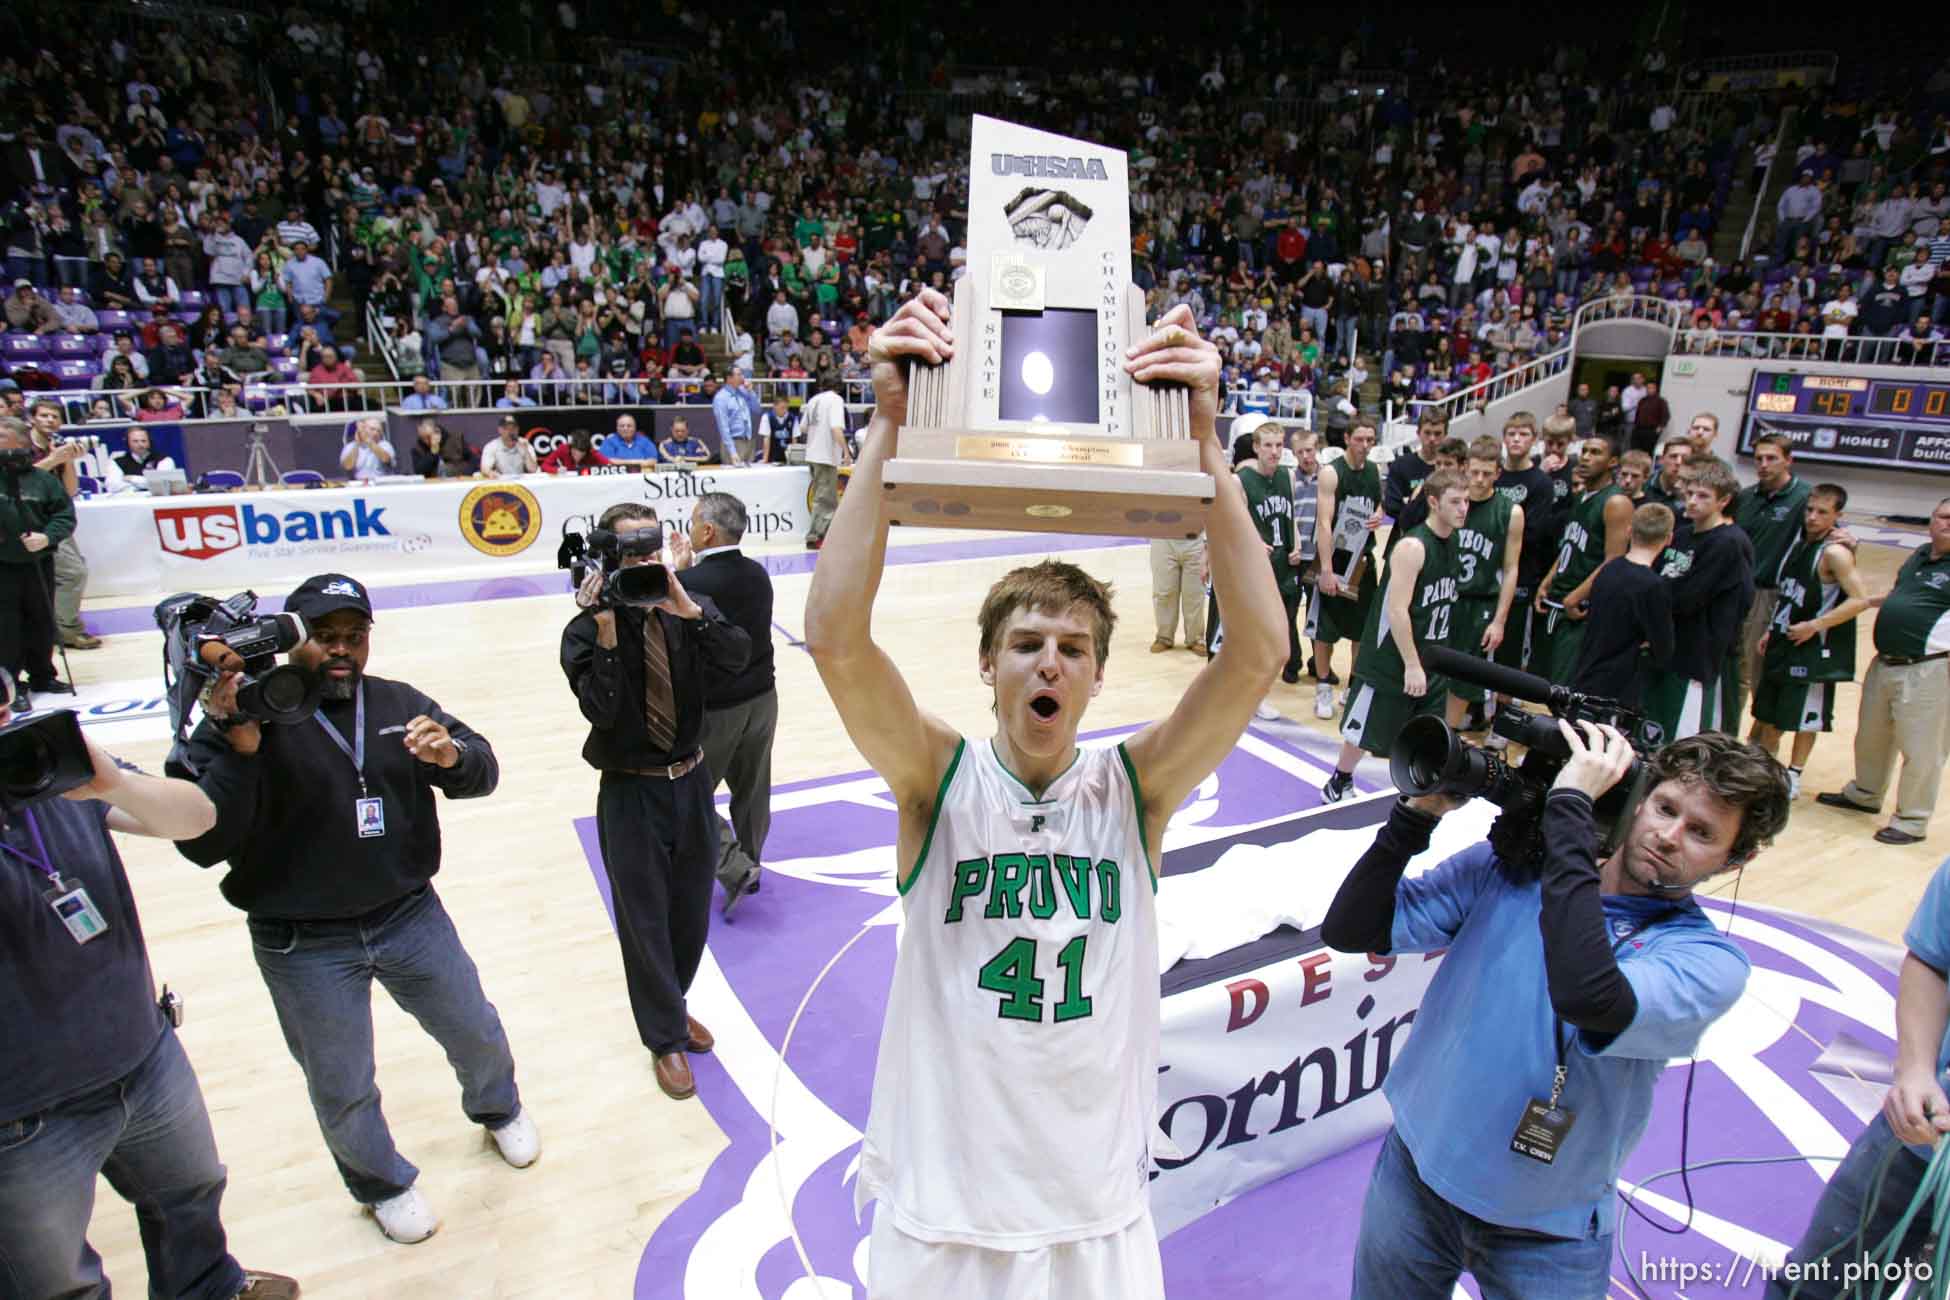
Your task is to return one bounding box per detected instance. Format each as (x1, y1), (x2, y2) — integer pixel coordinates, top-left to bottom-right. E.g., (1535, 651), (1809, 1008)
(248, 885), (520, 1205)
(0, 1026), (246, 1300)
(1352, 1127), (1613, 1300)
(699, 275), (724, 331)
(1301, 304), (1329, 345)
(209, 284), (247, 316)
(1767, 1112), (1930, 1299)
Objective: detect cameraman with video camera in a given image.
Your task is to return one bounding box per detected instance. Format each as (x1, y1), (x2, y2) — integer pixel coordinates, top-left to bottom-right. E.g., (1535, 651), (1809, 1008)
(0, 668), (300, 1300)
(1322, 717), (1789, 1298)
(171, 574), (536, 1247)
(560, 503), (751, 1101)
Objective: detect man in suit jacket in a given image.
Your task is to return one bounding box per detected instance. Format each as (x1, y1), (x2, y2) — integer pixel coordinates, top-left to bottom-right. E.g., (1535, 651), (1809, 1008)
(6, 127), (73, 199)
(671, 490), (777, 917)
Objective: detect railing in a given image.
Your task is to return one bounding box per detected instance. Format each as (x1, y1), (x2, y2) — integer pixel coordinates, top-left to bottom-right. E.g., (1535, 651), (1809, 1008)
(1404, 294), (1684, 424)
(365, 300), (402, 382)
(1670, 328), (1949, 368)
(1741, 106), (1798, 263)
(1678, 50), (1838, 93)
(55, 375), (886, 421)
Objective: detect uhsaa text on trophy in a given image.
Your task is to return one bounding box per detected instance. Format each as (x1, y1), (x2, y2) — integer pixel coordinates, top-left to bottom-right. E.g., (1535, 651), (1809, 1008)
(882, 115), (1215, 539)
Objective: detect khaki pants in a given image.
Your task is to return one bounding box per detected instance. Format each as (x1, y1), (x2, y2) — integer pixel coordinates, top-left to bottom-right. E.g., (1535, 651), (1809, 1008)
(1149, 538), (1206, 645)
(1842, 656), (1950, 837)
(1730, 589), (1780, 735)
(807, 463), (840, 542)
(52, 535), (88, 642)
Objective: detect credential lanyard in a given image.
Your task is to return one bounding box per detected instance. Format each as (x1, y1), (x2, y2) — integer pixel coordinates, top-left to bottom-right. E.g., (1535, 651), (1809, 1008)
(313, 682), (368, 798)
(1547, 910), (1679, 1108)
(0, 808), (61, 885)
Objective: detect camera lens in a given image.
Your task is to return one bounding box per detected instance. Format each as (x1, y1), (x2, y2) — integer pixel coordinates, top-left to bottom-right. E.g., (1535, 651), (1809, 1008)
(0, 726), (55, 802)
(235, 665), (323, 726)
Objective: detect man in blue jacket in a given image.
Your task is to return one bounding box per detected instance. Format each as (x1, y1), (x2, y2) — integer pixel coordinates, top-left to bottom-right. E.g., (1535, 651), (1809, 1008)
(1323, 726), (1790, 1297)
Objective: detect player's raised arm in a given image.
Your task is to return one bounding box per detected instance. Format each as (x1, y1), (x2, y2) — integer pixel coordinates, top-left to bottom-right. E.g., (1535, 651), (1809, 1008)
(1121, 306), (1286, 834)
(804, 289), (962, 808)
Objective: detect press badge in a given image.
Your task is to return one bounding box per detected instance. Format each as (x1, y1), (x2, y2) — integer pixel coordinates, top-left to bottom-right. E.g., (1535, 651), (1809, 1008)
(46, 876), (109, 945)
(355, 796), (387, 839)
(1510, 1098), (1577, 1164)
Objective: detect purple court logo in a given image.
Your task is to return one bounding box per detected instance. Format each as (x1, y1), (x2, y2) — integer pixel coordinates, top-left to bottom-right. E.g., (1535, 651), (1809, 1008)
(575, 725), (1904, 1299)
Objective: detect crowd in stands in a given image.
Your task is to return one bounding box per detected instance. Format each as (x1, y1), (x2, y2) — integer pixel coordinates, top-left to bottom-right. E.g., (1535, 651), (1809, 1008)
(1, 4), (1946, 430)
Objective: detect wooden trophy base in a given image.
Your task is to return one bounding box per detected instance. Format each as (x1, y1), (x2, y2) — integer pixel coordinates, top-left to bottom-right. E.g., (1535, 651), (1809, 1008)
(881, 430), (1214, 539)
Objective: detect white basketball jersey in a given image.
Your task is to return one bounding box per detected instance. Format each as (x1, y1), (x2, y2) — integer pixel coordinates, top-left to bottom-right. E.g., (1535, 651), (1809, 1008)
(858, 737), (1161, 1250)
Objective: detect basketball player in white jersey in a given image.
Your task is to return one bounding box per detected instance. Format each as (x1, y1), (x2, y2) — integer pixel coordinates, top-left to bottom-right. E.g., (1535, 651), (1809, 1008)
(804, 288), (1287, 1298)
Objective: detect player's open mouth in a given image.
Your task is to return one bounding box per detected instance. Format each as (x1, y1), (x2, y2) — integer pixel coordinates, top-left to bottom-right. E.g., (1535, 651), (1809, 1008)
(1030, 693), (1061, 721)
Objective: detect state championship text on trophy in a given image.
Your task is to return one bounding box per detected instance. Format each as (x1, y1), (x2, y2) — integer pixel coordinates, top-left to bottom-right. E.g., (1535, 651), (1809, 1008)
(881, 116), (1215, 540)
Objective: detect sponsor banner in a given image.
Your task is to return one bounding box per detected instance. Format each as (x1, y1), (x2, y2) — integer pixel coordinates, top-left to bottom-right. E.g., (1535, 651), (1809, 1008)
(74, 466), (813, 599)
(1151, 943), (1440, 1236)
(1743, 414), (1950, 476)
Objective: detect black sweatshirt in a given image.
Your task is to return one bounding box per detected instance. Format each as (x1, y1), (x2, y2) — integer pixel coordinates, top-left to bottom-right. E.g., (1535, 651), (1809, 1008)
(1570, 557), (1674, 706)
(1662, 521), (1756, 682)
(1320, 793), (1639, 1034)
(173, 675), (499, 919)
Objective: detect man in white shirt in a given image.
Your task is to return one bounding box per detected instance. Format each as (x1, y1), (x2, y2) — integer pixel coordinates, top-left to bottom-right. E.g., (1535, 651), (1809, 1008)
(339, 417), (396, 482)
(801, 377), (850, 550)
(696, 226), (728, 334)
(1621, 371), (1648, 422)
(481, 414), (541, 476)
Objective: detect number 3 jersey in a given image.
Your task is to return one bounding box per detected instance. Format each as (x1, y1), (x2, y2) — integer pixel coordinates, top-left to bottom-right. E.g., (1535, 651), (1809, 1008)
(858, 737), (1161, 1249)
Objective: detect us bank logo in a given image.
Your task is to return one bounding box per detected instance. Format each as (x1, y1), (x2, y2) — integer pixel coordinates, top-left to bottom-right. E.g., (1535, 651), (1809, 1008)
(580, 727), (1903, 1299)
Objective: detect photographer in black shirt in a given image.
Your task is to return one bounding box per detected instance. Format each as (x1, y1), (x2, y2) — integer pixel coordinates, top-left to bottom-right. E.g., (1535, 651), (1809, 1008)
(174, 574), (536, 1247)
(560, 503), (752, 1102)
(0, 670), (299, 1300)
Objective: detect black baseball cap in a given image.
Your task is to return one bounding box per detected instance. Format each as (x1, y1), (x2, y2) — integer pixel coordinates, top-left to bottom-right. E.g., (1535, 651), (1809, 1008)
(286, 574), (373, 625)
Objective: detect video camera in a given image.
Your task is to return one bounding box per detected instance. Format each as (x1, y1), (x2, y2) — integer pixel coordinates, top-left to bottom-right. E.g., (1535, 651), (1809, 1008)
(1389, 646), (1653, 867)
(556, 524), (669, 608)
(0, 446), (36, 476)
(154, 592), (323, 773)
(0, 677), (93, 811)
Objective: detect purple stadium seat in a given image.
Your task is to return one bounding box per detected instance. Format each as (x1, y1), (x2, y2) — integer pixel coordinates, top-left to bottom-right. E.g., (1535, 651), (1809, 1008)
(272, 357), (299, 379)
(178, 290), (208, 310)
(54, 359), (96, 388)
(49, 333), (92, 358)
(3, 334), (51, 363)
(97, 310), (132, 332)
(266, 332), (289, 353)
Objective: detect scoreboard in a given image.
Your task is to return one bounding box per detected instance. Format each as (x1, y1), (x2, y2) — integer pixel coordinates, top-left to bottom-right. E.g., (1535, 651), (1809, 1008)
(1741, 372), (1950, 474)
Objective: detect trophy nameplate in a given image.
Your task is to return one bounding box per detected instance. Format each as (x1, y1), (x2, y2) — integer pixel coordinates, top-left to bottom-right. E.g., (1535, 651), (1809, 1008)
(881, 116), (1213, 540)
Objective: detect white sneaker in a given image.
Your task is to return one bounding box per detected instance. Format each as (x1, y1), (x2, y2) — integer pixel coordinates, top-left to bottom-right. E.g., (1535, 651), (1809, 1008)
(369, 1188), (439, 1244)
(1314, 683), (1335, 719)
(1254, 700), (1280, 721)
(488, 1109), (541, 1168)
(1787, 769), (1802, 800)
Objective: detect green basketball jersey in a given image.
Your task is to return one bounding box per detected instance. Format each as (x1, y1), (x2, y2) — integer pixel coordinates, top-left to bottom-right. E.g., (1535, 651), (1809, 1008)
(1328, 457), (1383, 574)
(1455, 493), (1514, 600)
(1764, 534), (1857, 683)
(1356, 524), (1461, 690)
(1239, 464), (1298, 589)
(1549, 483), (1623, 600)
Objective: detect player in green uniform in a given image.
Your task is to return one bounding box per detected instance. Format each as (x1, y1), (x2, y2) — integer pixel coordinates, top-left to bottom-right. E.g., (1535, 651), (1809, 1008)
(1748, 484), (1871, 800)
(1321, 469), (1469, 803)
(1531, 434), (1632, 684)
(1447, 435), (1524, 728)
(1234, 414), (1305, 707)
(1310, 419), (1384, 719)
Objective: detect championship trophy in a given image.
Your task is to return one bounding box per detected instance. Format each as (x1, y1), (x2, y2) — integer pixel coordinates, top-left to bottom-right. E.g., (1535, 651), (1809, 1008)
(881, 116), (1214, 540)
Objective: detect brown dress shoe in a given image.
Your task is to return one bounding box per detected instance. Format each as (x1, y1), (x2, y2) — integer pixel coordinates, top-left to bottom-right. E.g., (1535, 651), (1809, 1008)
(654, 1051), (696, 1100)
(237, 1271), (302, 1299)
(687, 1016), (714, 1053)
(1149, 637), (1173, 653)
(63, 633), (103, 650)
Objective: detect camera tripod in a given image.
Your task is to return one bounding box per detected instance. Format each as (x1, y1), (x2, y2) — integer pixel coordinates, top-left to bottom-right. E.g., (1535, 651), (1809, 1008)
(242, 425), (282, 489)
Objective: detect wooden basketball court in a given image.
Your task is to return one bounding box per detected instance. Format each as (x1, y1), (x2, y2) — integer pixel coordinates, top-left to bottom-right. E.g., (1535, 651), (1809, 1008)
(72, 516), (1948, 1299)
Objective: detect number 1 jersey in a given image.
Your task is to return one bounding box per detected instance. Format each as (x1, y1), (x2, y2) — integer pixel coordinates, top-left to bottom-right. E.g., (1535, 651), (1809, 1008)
(857, 737), (1161, 1249)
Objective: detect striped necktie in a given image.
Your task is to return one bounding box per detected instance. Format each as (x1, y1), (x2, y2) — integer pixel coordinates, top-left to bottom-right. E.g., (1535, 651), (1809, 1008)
(641, 611), (678, 751)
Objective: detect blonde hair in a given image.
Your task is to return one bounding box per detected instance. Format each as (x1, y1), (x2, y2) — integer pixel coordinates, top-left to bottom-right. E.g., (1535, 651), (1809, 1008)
(978, 560), (1118, 667)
